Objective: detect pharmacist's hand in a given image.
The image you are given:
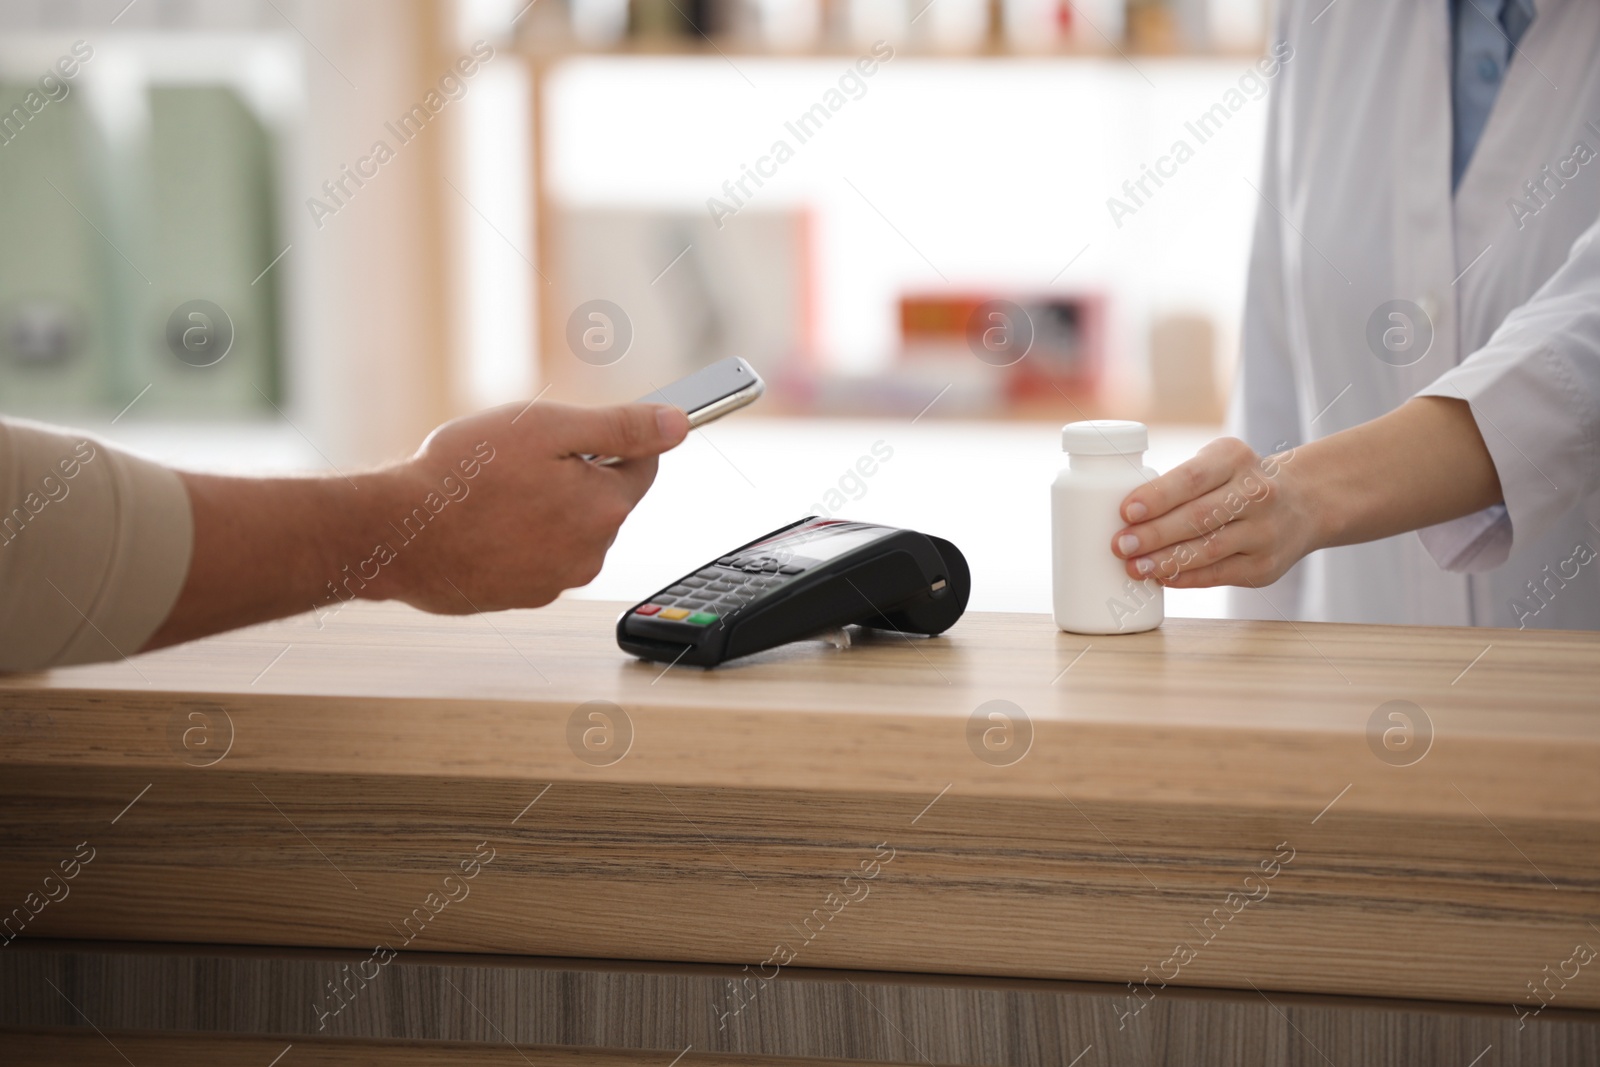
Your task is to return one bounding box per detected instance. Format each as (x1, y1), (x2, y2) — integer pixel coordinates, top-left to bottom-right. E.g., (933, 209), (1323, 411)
(386, 400), (690, 613)
(1109, 437), (1314, 588)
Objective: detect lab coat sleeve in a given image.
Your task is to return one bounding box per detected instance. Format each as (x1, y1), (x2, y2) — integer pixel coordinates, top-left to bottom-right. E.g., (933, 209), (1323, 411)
(1226, 16), (1309, 619)
(1226, 52), (1301, 458)
(0, 419), (193, 671)
(1415, 211), (1600, 571)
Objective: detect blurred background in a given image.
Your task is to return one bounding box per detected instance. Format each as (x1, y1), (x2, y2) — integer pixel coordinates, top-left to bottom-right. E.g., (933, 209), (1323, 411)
(0, 0), (1279, 619)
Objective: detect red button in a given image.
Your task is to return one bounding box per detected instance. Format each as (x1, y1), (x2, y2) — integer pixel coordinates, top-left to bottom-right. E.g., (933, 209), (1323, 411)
(634, 603), (663, 615)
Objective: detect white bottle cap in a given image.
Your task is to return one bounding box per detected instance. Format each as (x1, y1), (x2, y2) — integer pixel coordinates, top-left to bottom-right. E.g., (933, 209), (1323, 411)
(1061, 419), (1148, 455)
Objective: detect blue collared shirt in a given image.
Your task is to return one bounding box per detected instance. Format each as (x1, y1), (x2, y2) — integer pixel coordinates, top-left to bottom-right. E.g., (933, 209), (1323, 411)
(1451, 0), (1536, 190)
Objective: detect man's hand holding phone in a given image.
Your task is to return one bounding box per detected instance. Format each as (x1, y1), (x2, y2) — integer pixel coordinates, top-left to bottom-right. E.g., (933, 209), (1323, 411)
(144, 400), (689, 651)
(385, 400), (691, 614)
(392, 359), (765, 609)
(143, 361), (763, 653)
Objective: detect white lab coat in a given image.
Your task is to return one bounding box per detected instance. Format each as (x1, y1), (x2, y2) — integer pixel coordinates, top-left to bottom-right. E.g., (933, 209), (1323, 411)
(1228, 0), (1600, 630)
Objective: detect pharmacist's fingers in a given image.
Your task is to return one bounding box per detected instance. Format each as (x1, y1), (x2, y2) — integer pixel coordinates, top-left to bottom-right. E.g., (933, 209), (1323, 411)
(1119, 437), (1256, 525)
(1124, 518), (1254, 582)
(1113, 476), (1261, 561)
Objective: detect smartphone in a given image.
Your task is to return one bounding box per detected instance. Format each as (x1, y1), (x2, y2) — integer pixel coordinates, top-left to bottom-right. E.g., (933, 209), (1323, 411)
(637, 356), (765, 428)
(587, 357), (764, 463)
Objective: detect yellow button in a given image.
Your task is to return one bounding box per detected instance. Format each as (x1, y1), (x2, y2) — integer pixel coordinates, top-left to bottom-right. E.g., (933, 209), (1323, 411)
(659, 607), (691, 620)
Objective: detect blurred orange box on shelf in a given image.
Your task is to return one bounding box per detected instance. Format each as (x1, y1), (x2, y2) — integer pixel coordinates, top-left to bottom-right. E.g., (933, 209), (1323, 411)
(898, 290), (1106, 410)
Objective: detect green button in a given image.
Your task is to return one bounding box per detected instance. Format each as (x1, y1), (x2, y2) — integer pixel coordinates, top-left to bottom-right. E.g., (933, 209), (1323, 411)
(686, 611), (719, 625)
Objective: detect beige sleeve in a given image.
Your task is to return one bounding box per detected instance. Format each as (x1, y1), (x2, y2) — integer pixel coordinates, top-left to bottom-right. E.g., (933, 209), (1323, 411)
(0, 419), (193, 671)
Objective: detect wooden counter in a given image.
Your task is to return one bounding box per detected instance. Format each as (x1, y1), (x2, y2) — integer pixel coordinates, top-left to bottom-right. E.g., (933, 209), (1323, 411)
(2, 600), (1598, 1065)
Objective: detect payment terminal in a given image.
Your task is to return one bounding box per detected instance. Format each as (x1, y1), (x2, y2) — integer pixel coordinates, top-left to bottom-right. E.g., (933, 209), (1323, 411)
(616, 517), (970, 667)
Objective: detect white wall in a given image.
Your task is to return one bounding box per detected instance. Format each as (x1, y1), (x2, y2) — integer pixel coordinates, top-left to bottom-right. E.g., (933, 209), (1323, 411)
(544, 55), (1273, 399)
(583, 417), (1231, 619)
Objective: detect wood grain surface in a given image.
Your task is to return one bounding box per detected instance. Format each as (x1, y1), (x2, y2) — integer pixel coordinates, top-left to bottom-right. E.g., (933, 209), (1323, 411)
(2, 600), (1597, 1028)
(4, 940), (1599, 1066)
(0, 1029), (828, 1067)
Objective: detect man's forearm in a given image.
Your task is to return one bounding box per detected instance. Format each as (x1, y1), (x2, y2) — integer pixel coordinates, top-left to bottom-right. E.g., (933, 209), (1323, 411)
(137, 400), (688, 655)
(1296, 396), (1504, 551)
(142, 468), (405, 651)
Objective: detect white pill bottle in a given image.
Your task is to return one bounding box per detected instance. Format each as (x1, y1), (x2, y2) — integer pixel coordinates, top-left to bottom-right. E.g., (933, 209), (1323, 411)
(1051, 420), (1163, 634)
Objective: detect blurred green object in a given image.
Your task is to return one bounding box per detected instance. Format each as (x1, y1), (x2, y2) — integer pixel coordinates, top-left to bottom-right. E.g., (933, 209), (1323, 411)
(0, 83), (283, 420)
(128, 85), (283, 416)
(0, 86), (118, 415)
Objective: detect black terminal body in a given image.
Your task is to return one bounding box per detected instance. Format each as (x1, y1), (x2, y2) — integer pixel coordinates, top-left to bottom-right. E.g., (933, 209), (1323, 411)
(616, 517), (971, 668)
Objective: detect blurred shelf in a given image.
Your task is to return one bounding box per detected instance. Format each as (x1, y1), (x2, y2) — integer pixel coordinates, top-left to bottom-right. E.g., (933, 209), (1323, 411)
(516, 38), (1269, 61)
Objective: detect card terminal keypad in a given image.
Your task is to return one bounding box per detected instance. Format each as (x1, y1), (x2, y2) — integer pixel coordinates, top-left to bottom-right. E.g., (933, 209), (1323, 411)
(633, 554), (814, 626)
